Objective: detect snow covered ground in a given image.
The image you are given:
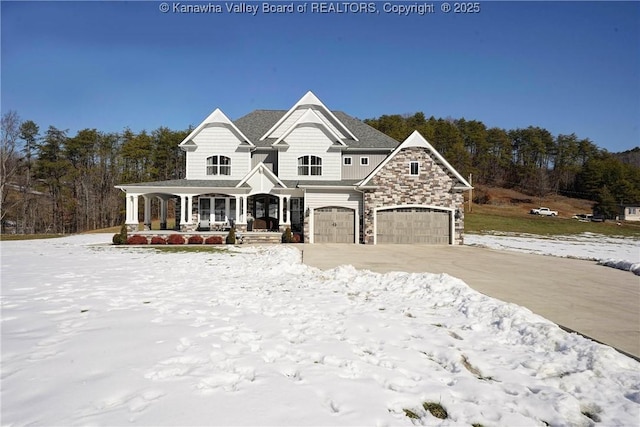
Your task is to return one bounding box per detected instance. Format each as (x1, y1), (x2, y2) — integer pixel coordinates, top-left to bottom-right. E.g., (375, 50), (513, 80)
(466, 232), (640, 275)
(1, 234), (639, 426)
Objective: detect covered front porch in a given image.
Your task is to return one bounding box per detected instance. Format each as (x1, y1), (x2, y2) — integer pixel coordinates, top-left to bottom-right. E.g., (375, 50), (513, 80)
(123, 191), (301, 234)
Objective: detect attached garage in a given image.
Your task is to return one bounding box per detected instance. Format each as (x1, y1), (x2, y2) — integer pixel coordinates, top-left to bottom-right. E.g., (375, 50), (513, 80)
(376, 207), (451, 244)
(314, 207), (355, 243)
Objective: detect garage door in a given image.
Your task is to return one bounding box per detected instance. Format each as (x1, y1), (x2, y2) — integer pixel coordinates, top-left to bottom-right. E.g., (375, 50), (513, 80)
(314, 207), (355, 243)
(376, 208), (450, 244)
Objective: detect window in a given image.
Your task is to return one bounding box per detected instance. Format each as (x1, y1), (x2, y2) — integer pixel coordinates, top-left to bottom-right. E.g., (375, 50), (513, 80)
(343, 157), (352, 166)
(206, 155), (231, 176)
(410, 161), (420, 176)
(360, 157), (369, 166)
(298, 155), (322, 176)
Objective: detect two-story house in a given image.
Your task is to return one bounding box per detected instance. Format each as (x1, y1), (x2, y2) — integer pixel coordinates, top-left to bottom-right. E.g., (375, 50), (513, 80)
(116, 91), (472, 244)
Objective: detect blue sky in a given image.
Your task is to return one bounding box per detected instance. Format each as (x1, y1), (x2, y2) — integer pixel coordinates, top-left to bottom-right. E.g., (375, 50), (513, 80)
(2, 1), (639, 152)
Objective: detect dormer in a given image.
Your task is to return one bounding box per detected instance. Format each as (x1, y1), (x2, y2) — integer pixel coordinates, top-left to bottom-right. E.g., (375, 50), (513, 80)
(271, 108), (347, 151)
(179, 108), (254, 151)
(260, 91), (358, 143)
(180, 108), (254, 180)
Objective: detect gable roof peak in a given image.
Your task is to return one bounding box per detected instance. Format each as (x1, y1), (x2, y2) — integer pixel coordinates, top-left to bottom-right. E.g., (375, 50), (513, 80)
(259, 91), (358, 142)
(298, 90), (323, 106)
(272, 108), (347, 146)
(180, 107), (253, 148)
(358, 130), (472, 189)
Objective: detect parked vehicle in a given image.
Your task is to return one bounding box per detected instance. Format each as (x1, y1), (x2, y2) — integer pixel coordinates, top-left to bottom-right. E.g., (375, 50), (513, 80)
(572, 213), (593, 222)
(529, 207), (558, 216)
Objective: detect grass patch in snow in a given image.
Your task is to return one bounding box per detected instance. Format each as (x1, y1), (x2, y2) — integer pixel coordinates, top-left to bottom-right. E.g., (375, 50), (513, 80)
(402, 402), (448, 421)
(465, 211), (640, 237)
(423, 401), (448, 419)
(0, 234), (65, 241)
(402, 408), (420, 419)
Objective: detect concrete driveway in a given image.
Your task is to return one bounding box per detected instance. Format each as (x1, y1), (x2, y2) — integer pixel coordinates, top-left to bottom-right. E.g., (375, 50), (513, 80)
(300, 244), (640, 359)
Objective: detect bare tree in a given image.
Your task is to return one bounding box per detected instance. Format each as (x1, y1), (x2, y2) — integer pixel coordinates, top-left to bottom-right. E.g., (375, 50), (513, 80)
(1, 111), (22, 229)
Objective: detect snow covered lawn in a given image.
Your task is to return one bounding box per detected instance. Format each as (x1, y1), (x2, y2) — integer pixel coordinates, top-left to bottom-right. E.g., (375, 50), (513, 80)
(2, 234), (639, 426)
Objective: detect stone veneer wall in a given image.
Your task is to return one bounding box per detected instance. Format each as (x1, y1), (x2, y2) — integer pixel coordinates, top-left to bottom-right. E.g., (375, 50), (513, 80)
(363, 147), (465, 244)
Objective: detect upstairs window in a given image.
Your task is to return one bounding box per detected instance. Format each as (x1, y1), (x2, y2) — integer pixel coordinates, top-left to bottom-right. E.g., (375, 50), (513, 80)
(298, 155), (322, 176)
(206, 155), (231, 176)
(410, 161), (420, 176)
(343, 156), (353, 166)
(360, 157), (369, 166)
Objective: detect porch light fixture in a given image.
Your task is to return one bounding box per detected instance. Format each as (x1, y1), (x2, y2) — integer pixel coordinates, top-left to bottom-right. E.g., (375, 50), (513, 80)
(454, 209), (461, 220)
(305, 207), (310, 217)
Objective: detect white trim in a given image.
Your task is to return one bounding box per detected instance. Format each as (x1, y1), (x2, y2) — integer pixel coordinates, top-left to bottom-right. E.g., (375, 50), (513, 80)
(359, 130), (472, 189)
(359, 157), (369, 166)
(236, 161), (287, 189)
(260, 91), (358, 141)
(343, 156), (353, 166)
(297, 154), (323, 176)
(271, 109), (346, 146)
(179, 108), (253, 148)
(373, 204), (454, 245)
(205, 155), (232, 177)
(409, 161), (420, 176)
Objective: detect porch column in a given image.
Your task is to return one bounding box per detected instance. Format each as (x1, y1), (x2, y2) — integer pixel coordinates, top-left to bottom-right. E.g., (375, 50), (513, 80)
(186, 196), (194, 225)
(125, 194), (140, 232)
(241, 195), (248, 223)
(143, 195), (151, 230)
(278, 195), (285, 226)
(125, 195), (134, 223)
(234, 196), (241, 224)
(179, 195), (187, 225)
(158, 196), (168, 229)
(286, 197), (291, 225)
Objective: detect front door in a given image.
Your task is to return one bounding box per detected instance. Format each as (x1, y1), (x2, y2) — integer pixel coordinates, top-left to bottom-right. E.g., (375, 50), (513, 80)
(252, 195), (279, 231)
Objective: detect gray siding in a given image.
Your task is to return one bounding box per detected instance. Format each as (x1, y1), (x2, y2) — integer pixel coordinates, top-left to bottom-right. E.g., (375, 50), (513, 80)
(252, 149), (278, 174)
(341, 153), (388, 180)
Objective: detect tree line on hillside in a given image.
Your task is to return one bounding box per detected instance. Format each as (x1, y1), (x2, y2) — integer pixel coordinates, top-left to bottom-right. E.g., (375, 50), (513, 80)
(365, 113), (640, 216)
(1, 110), (639, 234)
(1, 111), (189, 234)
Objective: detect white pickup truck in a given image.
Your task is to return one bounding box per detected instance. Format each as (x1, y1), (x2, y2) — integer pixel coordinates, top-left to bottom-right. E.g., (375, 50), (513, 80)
(529, 207), (558, 216)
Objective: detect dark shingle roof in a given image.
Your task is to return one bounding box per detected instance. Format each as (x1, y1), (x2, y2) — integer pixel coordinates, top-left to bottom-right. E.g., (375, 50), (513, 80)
(281, 180), (362, 188)
(233, 110), (399, 150)
(117, 179), (241, 188)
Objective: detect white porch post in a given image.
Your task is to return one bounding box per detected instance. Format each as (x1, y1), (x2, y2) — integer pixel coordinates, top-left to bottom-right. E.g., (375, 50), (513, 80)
(278, 195), (284, 227)
(234, 196), (240, 224)
(131, 195), (139, 224)
(186, 196), (194, 225)
(179, 195), (187, 225)
(241, 195), (248, 223)
(125, 195), (134, 224)
(286, 197), (291, 225)
(143, 195), (151, 230)
(124, 193), (140, 231)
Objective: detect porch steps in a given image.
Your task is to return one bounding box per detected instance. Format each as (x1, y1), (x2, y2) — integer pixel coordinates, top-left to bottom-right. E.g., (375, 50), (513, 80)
(240, 232), (282, 245)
